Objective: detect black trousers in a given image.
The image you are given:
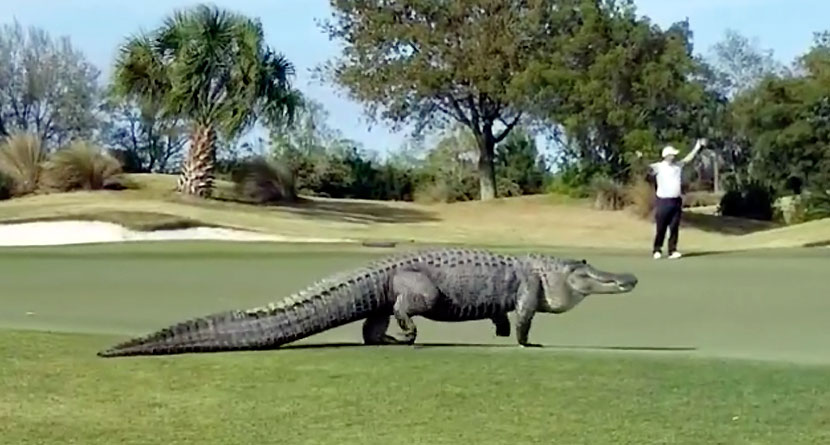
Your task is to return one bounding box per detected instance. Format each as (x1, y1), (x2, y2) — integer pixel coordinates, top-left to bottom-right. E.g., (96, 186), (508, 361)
(653, 197), (682, 253)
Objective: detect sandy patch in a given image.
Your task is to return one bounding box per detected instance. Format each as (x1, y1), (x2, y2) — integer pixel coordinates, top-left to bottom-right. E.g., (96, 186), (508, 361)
(0, 220), (354, 247)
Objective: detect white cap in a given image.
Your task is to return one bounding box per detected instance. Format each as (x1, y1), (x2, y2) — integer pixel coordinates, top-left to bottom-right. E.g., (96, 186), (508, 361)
(661, 146), (680, 158)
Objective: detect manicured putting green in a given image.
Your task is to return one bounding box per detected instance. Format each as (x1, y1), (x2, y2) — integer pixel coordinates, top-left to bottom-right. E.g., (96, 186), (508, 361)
(1, 242), (828, 364)
(1, 242), (829, 444)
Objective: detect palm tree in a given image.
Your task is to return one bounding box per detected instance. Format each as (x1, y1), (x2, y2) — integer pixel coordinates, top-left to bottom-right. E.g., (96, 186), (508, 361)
(113, 4), (299, 197)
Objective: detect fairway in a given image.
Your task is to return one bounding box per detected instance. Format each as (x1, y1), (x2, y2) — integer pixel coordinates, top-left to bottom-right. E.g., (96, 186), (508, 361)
(2, 242), (829, 444)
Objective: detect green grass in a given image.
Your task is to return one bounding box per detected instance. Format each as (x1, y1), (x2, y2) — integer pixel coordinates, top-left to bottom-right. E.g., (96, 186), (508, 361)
(1, 242), (830, 443)
(3, 331), (830, 445)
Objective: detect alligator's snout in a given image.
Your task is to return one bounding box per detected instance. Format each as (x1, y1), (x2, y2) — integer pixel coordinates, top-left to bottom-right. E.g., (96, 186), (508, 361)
(618, 273), (638, 291)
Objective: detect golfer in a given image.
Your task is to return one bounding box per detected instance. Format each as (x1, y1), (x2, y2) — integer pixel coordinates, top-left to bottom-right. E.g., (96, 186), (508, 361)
(647, 138), (706, 259)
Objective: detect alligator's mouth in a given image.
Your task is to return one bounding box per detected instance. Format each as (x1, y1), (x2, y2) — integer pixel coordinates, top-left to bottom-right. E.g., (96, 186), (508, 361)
(595, 276), (637, 292)
(617, 282), (635, 292)
(578, 267), (638, 294)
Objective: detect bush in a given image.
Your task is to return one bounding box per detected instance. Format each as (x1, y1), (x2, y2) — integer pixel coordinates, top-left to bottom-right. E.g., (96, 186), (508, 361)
(231, 157), (297, 204)
(545, 166), (592, 198)
(0, 172), (12, 200)
(590, 176), (628, 210)
(496, 177), (523, 198)
(109, 148), (147, 174)
(42, 141), (124, 191)
(683, 191), (724, 208)
(718, 182), (775, 221)
(626, 179), (655, 219)
(412, 169), (478, 203)
(413, 181), (453, 203)
(0, 132), (46, 196)
(361, 163), (416, 201)
(803, 187), (830, 221)
(412, 174), (478, 203)
(774, 195), (808, 225)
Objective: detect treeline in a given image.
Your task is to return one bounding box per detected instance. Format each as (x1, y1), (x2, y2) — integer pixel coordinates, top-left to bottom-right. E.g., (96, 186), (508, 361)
(1, 2), (829, 223)
(229, 100), (549, 204)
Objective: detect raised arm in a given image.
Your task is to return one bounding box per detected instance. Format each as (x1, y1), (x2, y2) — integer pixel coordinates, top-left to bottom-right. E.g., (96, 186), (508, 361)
(681, 139), (707, 164)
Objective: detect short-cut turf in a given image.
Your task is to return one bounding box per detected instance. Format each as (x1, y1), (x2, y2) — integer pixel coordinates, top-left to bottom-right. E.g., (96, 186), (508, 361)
(1, 242), (829, 444)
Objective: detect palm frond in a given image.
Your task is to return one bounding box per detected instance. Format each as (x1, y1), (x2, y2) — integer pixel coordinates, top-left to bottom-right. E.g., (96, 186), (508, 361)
(113, 34), (171, 103)
(114, 3), (299, 139)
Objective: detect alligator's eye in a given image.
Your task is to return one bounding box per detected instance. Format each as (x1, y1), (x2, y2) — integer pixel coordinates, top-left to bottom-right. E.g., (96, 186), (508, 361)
(581, 259), (587, 265)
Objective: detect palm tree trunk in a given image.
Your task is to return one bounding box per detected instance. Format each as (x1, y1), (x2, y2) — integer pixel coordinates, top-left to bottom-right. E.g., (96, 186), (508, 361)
(177, 124), (216, 197)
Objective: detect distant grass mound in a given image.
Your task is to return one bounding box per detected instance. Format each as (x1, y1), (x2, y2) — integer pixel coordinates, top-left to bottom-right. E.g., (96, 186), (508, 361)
(0, 173), (826, 250)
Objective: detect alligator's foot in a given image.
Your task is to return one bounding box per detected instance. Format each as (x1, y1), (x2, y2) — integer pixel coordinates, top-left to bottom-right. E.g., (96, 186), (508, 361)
(364, 334), (410, 346)
(362, 314), (409, 346)
(396, 327), (417, 346)
(381, 334), (415, 346)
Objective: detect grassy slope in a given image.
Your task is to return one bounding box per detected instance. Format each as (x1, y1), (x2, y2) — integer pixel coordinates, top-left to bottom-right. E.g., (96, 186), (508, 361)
(4, 331), (830, 445)
(0, 173), (827, 250)
(1, 243), (829, 444)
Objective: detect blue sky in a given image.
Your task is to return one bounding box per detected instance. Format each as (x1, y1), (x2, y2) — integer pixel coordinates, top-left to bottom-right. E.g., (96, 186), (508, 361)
(2, 0), (829, 155)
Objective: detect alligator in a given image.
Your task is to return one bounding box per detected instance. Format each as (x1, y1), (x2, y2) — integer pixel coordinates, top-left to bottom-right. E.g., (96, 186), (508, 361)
(98, 248), (638, 357)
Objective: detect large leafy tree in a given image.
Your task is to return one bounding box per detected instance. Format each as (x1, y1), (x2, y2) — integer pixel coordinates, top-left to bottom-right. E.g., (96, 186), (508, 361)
(99, 90), (188, 173)
(495, 129), (548, 196)
(732, 32), (830, 194)
(113, 4), (300, 197)
(321, 0), (583, 200)
(0, 21), (100, 148)
(708, 29), (784, 100)
(694, 29), (786, 189)
(518, 2), (714, 181)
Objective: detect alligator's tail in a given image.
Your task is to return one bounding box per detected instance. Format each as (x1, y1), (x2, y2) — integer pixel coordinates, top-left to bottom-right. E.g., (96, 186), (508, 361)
(97, 309), (291, 357)
(98, 275), (385, 357)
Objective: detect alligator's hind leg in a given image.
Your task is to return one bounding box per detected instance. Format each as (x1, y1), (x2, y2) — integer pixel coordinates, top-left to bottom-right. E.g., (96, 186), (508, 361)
(391, 271), (441, 345)
(492, 313), (511, 337)
(362, 312), (405, 345)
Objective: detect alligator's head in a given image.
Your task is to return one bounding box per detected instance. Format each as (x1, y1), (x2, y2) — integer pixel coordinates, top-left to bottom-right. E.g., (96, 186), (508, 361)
(563, 259), (638, 294)
(527, 255), (638, 313)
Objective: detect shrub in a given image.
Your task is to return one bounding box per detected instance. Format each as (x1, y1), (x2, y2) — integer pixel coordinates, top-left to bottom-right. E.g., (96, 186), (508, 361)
(774, 195), (808, 225)
(373, 164), (415, 201)
(803, 187), (830, 221)
(496, 177), (523, 198)
(683, 191), (724, 208)
(718, 182), (775, 221)
(0, 132), (46, 196)
(231, 157), (297, 203)
(413, 179), (478, 203)
(545, 166), (592, 198)
(413, 181), (452, 203)
(626, 179), (655, 219)
(590, 176), (627, 210)
(108, 148), (147, 174)
(0, 172), (12, 200)
(42, 141), (124, 191)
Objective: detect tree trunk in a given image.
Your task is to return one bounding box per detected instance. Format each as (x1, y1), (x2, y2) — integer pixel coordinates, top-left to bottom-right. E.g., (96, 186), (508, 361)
(477, 129), (497, 201)
(177, 124), (216, 197)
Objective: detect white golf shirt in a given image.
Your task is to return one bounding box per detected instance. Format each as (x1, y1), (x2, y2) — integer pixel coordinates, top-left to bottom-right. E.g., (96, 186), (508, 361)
(650, 161), (683, 199)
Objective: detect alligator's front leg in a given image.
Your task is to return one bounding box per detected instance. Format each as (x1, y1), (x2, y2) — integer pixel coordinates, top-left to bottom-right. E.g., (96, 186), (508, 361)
(391, 271), (440, 345)
(492, 314), (511, 338)
(516, 275), (543, 348)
